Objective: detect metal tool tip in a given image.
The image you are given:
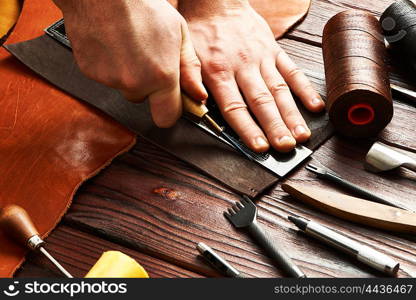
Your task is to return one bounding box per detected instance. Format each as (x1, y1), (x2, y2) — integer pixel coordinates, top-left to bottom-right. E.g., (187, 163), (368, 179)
(288, 215), (308, 231)
(197, 242), (210, 254)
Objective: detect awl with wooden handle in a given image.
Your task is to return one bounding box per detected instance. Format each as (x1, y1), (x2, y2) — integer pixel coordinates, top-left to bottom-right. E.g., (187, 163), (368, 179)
(0, 205), (73, 278)
(282, 182), (416, 234)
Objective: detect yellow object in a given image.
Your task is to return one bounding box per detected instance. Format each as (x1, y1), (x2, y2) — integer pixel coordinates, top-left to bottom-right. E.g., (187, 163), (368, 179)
(85, 251), (149, 278)
(0, 0), (21, 38)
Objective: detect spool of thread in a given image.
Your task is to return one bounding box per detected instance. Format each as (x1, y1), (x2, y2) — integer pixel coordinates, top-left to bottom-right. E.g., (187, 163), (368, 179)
(380, 0), (416, 73)
(322, 10), (393, 138)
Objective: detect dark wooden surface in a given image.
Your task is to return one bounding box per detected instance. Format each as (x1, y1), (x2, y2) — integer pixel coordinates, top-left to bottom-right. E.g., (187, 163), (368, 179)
(16, 0), (416, 278)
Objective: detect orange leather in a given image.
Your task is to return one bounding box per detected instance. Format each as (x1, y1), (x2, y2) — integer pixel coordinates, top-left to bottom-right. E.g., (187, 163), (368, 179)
(0, 0), (21, 41)
(0, 0), (135, 277)
(168, 0), (311, 38)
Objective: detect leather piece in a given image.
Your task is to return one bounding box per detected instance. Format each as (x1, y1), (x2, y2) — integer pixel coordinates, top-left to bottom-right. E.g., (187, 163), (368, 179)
(0, 0), (21, 45)
(0, 0), (136, 277)
(168, 0), (311, 38)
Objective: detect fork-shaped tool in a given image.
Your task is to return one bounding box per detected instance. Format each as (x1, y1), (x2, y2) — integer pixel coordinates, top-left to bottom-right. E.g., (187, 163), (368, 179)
(224, 196), (306, 278)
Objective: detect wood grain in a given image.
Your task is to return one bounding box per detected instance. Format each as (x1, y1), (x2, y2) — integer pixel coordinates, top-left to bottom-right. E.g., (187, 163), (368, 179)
(286, 0), (396, 45)
(60, 136), (416, 278)
(15, 226), (203, 278)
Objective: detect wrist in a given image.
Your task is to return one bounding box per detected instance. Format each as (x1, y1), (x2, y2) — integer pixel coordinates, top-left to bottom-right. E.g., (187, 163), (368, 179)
(178, 0), (250, 19)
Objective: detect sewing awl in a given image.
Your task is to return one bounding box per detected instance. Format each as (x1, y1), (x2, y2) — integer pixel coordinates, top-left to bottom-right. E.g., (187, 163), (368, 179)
(0, 205), (73, 278)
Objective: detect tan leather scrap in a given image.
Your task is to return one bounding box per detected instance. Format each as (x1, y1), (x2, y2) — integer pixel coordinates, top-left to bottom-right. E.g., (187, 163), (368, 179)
(0, 0), (136, 277)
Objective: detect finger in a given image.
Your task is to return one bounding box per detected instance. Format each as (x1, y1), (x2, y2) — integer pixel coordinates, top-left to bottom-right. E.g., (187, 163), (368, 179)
(261, 60), (311, 143)
(148, 80), (182, 128)
(275, 45), (325, 112)
(180, 21), (208, 101)
(204, 76), (269, 152)
(236, 67), (296, 152)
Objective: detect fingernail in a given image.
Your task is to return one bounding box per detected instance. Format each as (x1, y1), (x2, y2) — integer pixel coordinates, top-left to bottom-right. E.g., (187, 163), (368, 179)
(312, 97), (324, 106)
(279, 135), (296, 145)
(294, 125), (307, 137)
(255, 136), (269, 149)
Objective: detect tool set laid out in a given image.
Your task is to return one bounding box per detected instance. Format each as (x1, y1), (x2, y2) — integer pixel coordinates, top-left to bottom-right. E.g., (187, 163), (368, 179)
(2, 1), (416, 279)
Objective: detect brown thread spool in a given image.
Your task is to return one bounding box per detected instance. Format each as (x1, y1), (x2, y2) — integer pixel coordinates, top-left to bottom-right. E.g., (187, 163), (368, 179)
(322, 11), (393, 138)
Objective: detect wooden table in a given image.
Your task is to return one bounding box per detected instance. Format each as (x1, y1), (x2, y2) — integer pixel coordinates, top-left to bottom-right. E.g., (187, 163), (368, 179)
(15, 0), (416, 278)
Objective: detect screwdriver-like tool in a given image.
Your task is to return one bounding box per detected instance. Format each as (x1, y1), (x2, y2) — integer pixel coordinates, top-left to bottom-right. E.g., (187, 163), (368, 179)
(0, 205), (73, 278)
(182, 94), (257, 161)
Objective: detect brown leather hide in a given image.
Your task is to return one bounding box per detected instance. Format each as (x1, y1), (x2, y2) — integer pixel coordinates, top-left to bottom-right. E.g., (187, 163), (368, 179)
(0, 0), (136, 277)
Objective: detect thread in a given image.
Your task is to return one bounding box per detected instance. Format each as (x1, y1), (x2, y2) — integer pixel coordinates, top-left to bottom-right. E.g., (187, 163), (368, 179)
(322, 10), (393, 138)
(380, 0), (416, 73)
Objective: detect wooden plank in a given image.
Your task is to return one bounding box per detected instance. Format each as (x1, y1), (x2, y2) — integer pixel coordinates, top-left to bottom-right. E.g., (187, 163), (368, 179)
(15, 226), (203, 278)
(61, 136), (416, 278)
(286, 0), (396, 45)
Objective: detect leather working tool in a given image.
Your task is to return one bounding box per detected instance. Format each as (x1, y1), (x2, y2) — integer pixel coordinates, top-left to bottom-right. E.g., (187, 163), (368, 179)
(306, 163), (412, 211)
(6, 19), (318, 182)
(282, 182), (416, 234)
(288, 215), (400, 276)
(365, 142), (416, 173)
(44, 19), (314, 178)
(0, 205), (73, 278)
(196, 242), (244, 278)
(224, 196), (306, 278)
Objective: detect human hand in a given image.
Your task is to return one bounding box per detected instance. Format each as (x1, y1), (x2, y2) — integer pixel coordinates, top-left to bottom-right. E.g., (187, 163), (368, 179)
(53, 0), (207, 128)
(179, 0), (325, 152)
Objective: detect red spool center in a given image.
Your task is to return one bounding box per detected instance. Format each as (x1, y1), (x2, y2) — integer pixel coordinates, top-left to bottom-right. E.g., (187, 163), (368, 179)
(347, 103), (375, 125)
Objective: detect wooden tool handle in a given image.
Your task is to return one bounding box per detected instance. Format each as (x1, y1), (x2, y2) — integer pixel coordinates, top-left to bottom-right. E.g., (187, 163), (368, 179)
(182, 94), (208, 121)
(0, 204), (39, 245)
(282, 182), (416, 234)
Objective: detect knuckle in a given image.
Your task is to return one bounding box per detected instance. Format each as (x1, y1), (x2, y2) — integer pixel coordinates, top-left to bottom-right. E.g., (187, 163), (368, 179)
(250, 91), (274, 107)
(223, 101), (248, 114)
(269, 82), (290, 95)
(153, 68), (177, 86)
(237, 51), (251, 64)
(285, 108), (301, 120)
(287, 67), (301, 79)
(205, 60), (232, 79)
(268, 120), (289, 133)
(184, 56), (202, 69)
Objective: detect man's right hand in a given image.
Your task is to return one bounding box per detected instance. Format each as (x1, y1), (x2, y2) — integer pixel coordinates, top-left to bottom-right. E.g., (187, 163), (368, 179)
(53, 0), (207, 128)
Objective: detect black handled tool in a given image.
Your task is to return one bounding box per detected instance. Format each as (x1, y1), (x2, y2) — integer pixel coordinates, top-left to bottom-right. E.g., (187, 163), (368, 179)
(306, 164), (412, 211)
(224, 197), (306, 278)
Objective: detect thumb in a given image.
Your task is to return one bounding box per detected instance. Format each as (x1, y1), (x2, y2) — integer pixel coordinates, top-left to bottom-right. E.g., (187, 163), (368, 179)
(180, 21), (208, 101)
